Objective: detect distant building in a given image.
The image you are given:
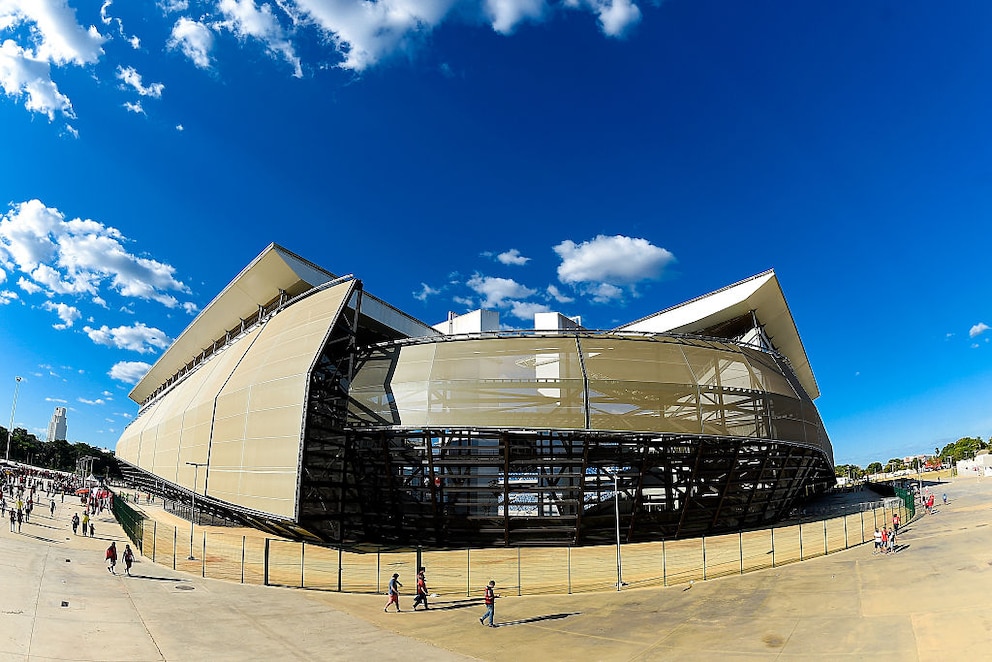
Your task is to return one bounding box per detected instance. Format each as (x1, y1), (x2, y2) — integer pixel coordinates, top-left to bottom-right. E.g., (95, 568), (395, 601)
(47, 407), (67, 442)
(957, 451), (992, 477)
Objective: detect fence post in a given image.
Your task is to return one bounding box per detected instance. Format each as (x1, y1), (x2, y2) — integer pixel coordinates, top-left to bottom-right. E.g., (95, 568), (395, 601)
(567, 547), (572, 594)
(844, 515), (849, 549)
(172, 526), (177, 570)
(823, 519), (827, 556)
(201, 533), (206, 577)
(241, 535), (245, 584)
(702, 536), (707, 581)
(301, 542), (306, 589)
(376, 548), (380, 594)
(517, 547), (521, 596)
(466, 549), (471, 597)
(861, 511), (865, 543)
(799, 522), (804, 561)
(263, 538), (270, 586)
(771, 528), (775, 568)
(337, 546), (343, 592)
(739, 531), (743, 575)
(152, 521), (157, 562)
(662, 539), (667, 586)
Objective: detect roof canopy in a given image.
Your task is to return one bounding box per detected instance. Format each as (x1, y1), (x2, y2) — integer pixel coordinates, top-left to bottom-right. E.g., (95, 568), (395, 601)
(617, 270), (820, 399)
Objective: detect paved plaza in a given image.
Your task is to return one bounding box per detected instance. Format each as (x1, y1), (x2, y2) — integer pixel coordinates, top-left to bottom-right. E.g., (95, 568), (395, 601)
(0, 475), (989, 660)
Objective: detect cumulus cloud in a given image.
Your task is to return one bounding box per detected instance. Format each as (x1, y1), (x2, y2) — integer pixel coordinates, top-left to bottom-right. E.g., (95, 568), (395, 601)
(168, 16), (214, 69)
(553, 234), (674, 302)
(0, 290), (17, 304)
(497, 248), (530, 266)
(16, 276), (41, 294)
(467, 274), (536, 308)
(508, 299), (550, 320)
(116, 65), (164, 98)
(414, 282), (441, 301)
(123, 100), (144, 114)
(969, 323), (990, 338)
(0, 199), (192, 308)
(83, 322), (170, 353)
(109, 360), (150, 384)
(78, 397), (106, 405)
(41, 300), (81, 328)
(485, 0), (546, 34)
(216, 0), (302, 77)
(0, 0), (107, 119)
(546, 284), (574, 303)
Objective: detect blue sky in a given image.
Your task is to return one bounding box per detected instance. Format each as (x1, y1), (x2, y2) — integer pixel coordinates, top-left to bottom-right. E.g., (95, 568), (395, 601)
(1, 0), (990, 466)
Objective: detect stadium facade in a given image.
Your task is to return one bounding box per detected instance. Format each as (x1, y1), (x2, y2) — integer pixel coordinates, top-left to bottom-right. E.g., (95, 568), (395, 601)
(115, 244), (834, 547)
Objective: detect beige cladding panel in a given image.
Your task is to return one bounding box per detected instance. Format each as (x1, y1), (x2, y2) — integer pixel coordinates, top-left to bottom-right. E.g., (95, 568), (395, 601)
(349, 336), (825, 448)
(207, 282), (352, 519)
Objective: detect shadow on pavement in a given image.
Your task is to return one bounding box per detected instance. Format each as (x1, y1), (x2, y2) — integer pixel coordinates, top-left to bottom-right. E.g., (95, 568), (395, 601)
(492, 613), (579, 628)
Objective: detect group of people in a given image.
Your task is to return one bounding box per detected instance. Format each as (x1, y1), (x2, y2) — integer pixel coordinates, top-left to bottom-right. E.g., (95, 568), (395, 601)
(873, 525), (897, 554)
(104, 541), (135, 575)
(384, 569), (500, 627)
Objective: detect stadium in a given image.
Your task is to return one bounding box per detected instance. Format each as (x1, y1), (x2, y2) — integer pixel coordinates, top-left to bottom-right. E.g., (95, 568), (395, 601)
(115, 244), (835, 547)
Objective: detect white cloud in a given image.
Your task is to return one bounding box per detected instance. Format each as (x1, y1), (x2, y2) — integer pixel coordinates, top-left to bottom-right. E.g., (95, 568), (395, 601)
(78, 397), (106, 405)
(467, 274), (536, 308)
(583, 281), (623, 304)
(969, 323), (990, 339)
(181, 301), (198, 314)
(485, 0), (545, 34)
(41, 300), (81, 328)
(413, 282), (440, 301)
(16, 276), (41, 294)
(0, 0), (107, 119)
(546, 284), (573, 303)
(555, 235), (674, 285)
(587, 0), (641, 37)
(168, 17), (214, 70)
(176, 123), (184, 132)
(0, 289), (17, 304)
(45, 396), (68, 403)
(109, 360), (150, 384)
(123, 100), (144, 114)
(497, 248), (530, 266)
(159, 0), (190, 12)
(116, 65), (164, 98)
(0, 199), (191, 308)
(508, 299), (550, 320)
(83, 322), (170, 353)
(216, 0), (302, 77)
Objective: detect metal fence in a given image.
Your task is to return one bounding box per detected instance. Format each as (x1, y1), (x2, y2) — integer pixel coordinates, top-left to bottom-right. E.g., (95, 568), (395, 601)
(113, 499), (911, 597)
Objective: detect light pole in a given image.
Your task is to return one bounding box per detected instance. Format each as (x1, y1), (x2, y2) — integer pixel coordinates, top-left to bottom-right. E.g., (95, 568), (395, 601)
(186, 461), (207, 560)
(608, 469), (626, 591)
(6, 376), (23, 461)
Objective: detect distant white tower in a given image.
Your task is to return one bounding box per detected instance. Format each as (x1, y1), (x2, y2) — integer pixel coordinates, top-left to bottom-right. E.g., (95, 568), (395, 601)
(47, 407), (67, 442)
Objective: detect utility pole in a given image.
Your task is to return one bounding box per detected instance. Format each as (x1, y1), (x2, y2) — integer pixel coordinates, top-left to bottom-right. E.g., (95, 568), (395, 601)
(6, 376), (23, 461)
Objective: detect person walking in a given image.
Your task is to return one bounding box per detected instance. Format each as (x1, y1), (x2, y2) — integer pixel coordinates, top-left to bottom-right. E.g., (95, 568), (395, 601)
(880, 527), (889, 554)
(888, 527), (896, 554)
(71, 512), (79, 535)
(81, 512), (89, 537)
(106, 542), (118, 574)
(89, 521), (94, 537)
(872, 527), (882, 554)
(892, 513), (899, 534)
(16, 508), (23, 532)
(384, 573), (403, 612)
(942, 493), (947, 505)
(479, 580), (498, 627)
(122, 544), (134, 576)
(8, 509), (14, 533)
(412, 567), (429, 611)
(49, 498), (56, 518)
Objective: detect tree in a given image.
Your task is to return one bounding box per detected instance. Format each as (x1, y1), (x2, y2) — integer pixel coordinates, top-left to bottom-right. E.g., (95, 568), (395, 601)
(867, 462), (883, 474)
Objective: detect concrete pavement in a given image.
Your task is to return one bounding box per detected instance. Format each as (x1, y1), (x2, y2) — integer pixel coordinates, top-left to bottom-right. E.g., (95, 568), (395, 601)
(1, 475), (990, 660)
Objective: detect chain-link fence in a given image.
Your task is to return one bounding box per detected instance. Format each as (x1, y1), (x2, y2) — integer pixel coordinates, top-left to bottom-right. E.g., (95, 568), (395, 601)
(113, 499), (911, 596)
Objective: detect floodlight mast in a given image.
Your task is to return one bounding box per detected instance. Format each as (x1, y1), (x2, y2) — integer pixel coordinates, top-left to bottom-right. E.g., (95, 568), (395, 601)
(6, 376), (23, 461)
